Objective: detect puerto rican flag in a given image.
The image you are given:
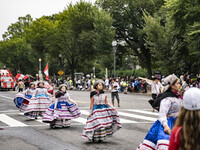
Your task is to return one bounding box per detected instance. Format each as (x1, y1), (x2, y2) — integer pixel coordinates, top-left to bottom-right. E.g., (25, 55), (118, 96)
(43, 63), (49, 80)
(15, 73), (28, 80)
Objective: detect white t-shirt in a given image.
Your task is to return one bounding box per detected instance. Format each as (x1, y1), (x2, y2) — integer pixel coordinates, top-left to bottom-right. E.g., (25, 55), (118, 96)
(105, 79), (109, 86)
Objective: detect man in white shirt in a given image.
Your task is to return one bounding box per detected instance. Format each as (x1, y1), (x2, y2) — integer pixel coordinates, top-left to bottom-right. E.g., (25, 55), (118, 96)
(147, 77), (164, 111)
(111, 79), (120, 107)
(148, 77), (164, 100)
(105, 78), (109, 91)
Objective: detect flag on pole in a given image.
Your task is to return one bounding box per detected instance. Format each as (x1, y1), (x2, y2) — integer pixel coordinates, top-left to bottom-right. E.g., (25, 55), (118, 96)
(44, 63), (49, 80)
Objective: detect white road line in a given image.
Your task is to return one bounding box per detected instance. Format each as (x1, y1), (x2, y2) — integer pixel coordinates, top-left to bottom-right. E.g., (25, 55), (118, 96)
(73, 118), (87, 124)
(0, 95), (13, 100)
(0, 110), (19, 113)
(118, 112), (157, 122)
(138, 98), (150, 100)
(125, 109), (159, 116)
(0, 114), (28, 127)
(18, 113), (48, 125)
(80, 110), (138, 124)
(120, 118), (137, 123)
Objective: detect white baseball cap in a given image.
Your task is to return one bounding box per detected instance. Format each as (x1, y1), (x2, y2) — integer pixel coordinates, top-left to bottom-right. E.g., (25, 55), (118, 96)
(183, 88), (200, 110)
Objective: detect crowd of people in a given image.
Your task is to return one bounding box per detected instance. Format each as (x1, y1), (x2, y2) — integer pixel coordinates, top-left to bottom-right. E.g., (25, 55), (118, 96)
(60, 74), (200, 94)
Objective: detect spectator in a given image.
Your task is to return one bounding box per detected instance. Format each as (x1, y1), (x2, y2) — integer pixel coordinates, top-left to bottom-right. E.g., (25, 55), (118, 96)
(143, 80), (147, 93)
(17, 79), (24, 92)
(111, 79), (120, 107)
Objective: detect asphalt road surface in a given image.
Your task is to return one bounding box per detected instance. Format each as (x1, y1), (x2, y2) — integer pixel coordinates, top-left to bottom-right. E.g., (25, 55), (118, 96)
(0, 90), (158, 150)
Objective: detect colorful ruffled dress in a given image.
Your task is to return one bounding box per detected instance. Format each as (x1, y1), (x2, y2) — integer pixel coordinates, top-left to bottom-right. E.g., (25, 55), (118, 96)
(82, 90), (121, 142)
(13, 88), (35, 111)
(137, 93), (182, 150)
(23, 87), (53, 118)
(42, 91), (81, 128)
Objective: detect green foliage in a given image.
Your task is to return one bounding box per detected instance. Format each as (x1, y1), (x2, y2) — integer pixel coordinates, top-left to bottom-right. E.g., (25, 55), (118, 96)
(0, 38), (36, 74)
(96, 0), (165, 78)
(1, 0), (200, 78)
(115, 69), (147, 77)
(2, 14), (32, 40)
(133, 69), (148, 77)
(143, 12), (177, 74)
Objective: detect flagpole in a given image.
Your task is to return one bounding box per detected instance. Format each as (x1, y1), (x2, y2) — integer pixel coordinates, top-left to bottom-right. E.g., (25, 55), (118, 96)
(39, 58), (42, 81)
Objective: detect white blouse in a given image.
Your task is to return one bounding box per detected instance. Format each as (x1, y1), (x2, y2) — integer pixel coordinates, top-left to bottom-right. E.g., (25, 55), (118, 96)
(22, 88), (35, 95)
(93, 93), (107, 105)
(32, 88), (51, 97)
(158, 97), (182, 127)
(57, 92), (75, 103)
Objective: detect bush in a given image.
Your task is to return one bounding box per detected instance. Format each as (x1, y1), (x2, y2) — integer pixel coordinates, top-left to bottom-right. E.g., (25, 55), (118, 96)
(97, 68), (148, 78)
(133, 69), (148, 77)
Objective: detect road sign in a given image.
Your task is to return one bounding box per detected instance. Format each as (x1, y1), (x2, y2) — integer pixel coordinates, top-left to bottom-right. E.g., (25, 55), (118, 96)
(58, 70), (64, 76)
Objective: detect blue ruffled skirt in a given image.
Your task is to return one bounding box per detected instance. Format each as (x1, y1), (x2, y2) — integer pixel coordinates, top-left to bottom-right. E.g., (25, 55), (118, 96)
(35, 94), (49, 98)
(42, 100), (81, 127)
(14, 95), (32, 109)
(137, 117), (176, 150)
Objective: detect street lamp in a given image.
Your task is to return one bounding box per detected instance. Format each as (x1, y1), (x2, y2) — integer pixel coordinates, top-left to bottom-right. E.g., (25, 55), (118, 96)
(38, 58), (42, 81)
(112, 41), (117, 79)
(93, 67), (96, 79)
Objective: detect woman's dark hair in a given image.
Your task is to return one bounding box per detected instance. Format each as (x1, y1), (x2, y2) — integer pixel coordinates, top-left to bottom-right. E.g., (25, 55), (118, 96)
(55, 91), (63, 98)
(58, 85), (67, 91)
(94, 82), (104, 89)
(37, 82), (44, 87)
(29, 83), (35, 88)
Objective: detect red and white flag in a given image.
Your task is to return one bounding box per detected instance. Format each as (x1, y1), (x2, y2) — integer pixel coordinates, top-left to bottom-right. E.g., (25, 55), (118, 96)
(44, 63), (49, 80)
(15, 73), (29, 80)
(15, 73), (24, 80)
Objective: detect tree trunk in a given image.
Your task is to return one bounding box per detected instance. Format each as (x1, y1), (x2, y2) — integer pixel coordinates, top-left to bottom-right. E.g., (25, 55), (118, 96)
(143, 47), (152, 79)
(70, 66), (74, 86)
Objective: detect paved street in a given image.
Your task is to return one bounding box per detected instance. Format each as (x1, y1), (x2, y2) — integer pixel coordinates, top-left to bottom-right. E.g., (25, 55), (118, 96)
(0, 90), (157, 150)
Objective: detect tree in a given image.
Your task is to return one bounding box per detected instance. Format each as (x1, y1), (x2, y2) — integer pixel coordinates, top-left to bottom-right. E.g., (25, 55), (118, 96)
(164, 0), (200, 74)
(96, 0), (164, 78)
(25, 16), (56, 64)
(46, 1), (114, 84)
(143, 11), (178, 74)
(93, 9), (115, 76)
(0, 38), (35, 74)
(2, 14), (32, 40)
(0, 14), (37, 74)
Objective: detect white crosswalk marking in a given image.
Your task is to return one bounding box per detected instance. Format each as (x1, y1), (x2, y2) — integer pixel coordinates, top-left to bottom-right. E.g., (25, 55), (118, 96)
(80, 110), (138, 124)
(73, 118), (87, 124)
(18, 113), (47, 125)
(0, 95), (13, 100)
(0, 109), (158, 128)
(125, 109), (159, 116)
(118, 112), (157, 122)
(0, 114), (28, 127)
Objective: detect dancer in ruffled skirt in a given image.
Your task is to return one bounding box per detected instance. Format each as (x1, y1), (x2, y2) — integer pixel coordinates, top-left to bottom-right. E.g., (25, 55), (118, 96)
(82, 80), (121, 142)
(13, 83), (35, 111)
(137, 74), (182, 150)
(42, 84), (81, 128)
(23, 81), (53, 119)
